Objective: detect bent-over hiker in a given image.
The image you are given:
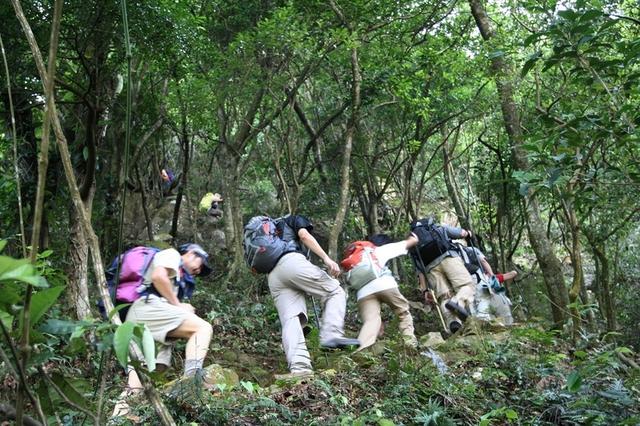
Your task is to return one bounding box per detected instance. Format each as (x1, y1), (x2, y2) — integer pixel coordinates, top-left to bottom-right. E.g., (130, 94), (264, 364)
(113, 243), (213, 416)
(455, 242), (517, 325)
(249, 214), (359, 378)
(344, 233), (420, 351)
(410, 217), (475, 334)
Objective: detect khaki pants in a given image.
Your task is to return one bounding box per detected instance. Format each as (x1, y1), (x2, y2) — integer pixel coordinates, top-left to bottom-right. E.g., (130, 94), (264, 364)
(268, 253), (347, 372)
(357, 288), (417, 350)
(427, 256), (475, 329)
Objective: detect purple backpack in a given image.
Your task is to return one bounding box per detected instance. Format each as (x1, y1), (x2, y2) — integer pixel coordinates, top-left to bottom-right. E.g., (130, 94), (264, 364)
(106, 246), (160, 303)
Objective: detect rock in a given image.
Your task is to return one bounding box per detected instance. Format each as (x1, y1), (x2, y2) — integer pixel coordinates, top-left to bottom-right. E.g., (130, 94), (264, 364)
(203, 363), (240, 389)
(222, 350), (239, 362)
(420, 332), (446, 348)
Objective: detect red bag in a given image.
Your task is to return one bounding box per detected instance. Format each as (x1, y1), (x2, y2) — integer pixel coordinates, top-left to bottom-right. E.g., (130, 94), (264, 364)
(340, 241), (377, 271)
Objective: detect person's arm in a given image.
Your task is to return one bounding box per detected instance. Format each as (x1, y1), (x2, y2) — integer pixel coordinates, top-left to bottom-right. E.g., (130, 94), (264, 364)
(418, 272), (430, 304)
(497, 270), (518, 283)
(405, 232), (419, 250)
(150, 267), (194, 312)
(441, 225), (471, 240)
(297, 228), (340, 277)
(479, 257), (494, 276)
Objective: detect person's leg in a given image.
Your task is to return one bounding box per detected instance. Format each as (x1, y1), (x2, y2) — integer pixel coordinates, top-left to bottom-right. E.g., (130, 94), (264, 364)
(441, 257), (476, 311)
(429, 267), (457, 331)
(379, 288), (417, 347)
(475, 285), (492, 321)
(269, 262), (313, 373)
(356, 295), (382, 350)
(491, 293), (514, 325)
(278, 254), (352, 346)
(156, 342), (173, 370)
(167, 314), (213, 376)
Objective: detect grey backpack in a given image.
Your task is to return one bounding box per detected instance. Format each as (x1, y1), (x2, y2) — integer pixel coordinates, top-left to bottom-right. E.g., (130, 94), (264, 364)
(243, 216), (296, 273)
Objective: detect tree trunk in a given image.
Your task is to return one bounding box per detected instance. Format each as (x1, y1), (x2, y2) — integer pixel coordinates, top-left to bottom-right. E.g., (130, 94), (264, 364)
(68, 183), (95, 320)
(170, 98), (190, 243)
(135, 165), (154, 241)
(328, 44), (361, 259)
(13, 2), (176, 423)
(590, 238), (616, 330)
(443, 127), (470, 229)
(468, 0), (569, 325)
(562, 199), (584, 338)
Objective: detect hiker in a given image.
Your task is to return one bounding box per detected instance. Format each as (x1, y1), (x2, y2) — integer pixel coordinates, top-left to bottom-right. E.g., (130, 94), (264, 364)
(114, 243), (213, 415)
(199, 192), (224, 221)
(454, 242), (517, 325)
(160, 168), (175, 195)
(244, 214), (359, 378)
(343, 233), (420, 351)
(410, 217), (475, 334)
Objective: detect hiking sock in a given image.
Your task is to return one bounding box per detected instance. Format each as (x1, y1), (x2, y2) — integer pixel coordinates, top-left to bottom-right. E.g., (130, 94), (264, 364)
(183, 358), (204, 377)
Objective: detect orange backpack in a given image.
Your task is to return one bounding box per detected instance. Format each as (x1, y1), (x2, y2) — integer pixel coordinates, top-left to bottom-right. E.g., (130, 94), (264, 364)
(340, 241), (391, 290)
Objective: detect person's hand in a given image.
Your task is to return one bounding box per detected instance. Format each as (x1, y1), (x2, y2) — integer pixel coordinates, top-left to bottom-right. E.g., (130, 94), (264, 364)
(463, 229), (472, 239)
(423, 290), (435, 306)
(323, 257), (341, 278)
(178, 303), (195, 313)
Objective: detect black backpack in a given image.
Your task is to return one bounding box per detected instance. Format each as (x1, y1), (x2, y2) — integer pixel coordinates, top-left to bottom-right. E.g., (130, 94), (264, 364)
(453, 242), (481, 276)
(410, 218), (452, 267)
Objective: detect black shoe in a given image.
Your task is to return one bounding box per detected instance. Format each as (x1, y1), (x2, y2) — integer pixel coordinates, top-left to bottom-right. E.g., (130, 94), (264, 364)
(449, 321), (462, 334)
(445, 301), (469, 322)
(320, 337), (360, 349)
(303, 325), (313, 337)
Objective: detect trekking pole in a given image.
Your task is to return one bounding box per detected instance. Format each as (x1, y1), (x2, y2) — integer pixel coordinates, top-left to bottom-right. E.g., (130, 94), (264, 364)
(413, 247), (448, 333)
(310, 296), (322, 331)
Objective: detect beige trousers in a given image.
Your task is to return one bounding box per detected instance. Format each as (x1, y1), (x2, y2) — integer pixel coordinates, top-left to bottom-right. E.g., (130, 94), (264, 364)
(428, 256), (475, 328)
(268, 253), (347, 372)
(357, 288), (417, 350)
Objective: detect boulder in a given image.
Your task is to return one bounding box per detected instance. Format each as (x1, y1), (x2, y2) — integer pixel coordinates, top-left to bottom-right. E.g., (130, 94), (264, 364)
(420, 331), (446, 348)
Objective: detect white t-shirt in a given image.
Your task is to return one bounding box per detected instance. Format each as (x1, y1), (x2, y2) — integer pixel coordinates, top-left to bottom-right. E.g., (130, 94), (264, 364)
(356, 241), (408, 301)
(142, 248), (182, 297)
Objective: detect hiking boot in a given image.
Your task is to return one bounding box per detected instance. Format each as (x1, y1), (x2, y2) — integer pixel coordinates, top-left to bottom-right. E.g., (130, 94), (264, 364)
(320, 337), (360, 349)
(445, 300), (469, 322)
(449, 320), (462, 334)
(274, 369), (314, 380)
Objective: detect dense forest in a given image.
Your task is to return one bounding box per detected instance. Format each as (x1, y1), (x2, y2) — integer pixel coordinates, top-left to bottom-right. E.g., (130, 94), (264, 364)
(1, 0), (639, 424)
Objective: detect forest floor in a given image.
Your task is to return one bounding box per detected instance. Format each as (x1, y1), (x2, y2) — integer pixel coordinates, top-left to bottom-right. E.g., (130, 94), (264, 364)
(106, 286), (640, 425)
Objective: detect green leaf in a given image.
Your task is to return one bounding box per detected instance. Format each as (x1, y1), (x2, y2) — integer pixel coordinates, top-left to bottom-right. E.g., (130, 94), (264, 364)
(505, 409), (518, 420)
(39, 319), (78, 335)
(566, 370), (583, 392)
(579, 9), (603, 22)
(52, 373), (91, 410)
(114, 321), (135, 368)
(141, 325), (156, 372)
(521, 52), (542, 77)
(558, 9), (578, 21)
(0, 283), (22, 308)
(0, 257), (48, 287)
(108, 303), (131, 321)
(241, 381), (255, 394)
(38, 249), (53, 259)
(0, 310), (13, 332)
(0, 240), (7, 252)
(30, 286), (65, 325)
(523, 33), (543, 47)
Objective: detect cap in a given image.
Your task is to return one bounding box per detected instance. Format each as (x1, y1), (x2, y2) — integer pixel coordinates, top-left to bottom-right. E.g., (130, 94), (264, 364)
(179, 243), (212, 277)
(211, 193), (223, 202)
